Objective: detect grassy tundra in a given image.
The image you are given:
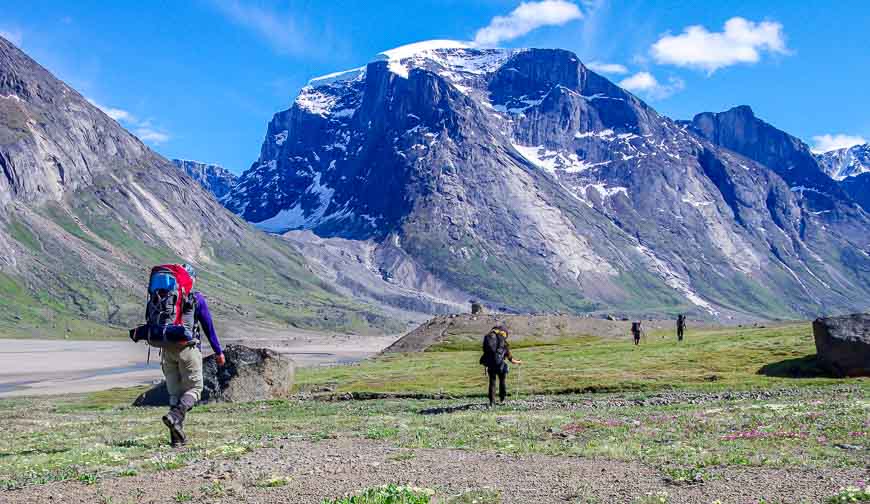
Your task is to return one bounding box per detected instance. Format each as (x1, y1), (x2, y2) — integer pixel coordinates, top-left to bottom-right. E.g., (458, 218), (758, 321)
(0, 323), (867, 503)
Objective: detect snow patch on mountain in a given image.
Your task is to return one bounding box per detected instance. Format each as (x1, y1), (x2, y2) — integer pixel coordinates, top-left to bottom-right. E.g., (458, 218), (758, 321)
(512, 144), (605, 175)
(377, 40), (472, 78)
(581, 183), (629, 199)
(308, 67), (366, 87)
(815, 143), (870, 181)
(682, 193), (714, 208)
(296, 87), (341, 117)
(376, 40), (519, 103)
(253, 172), (334, 233)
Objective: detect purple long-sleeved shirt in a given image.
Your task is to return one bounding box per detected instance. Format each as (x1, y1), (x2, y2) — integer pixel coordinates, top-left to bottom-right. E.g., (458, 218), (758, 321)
(193, 291), (222, 355)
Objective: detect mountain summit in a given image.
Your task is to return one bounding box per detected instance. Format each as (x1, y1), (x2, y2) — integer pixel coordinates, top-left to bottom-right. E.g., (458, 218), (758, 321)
(815, 143), (870, 181)
(223, 41), (870, 320)
(814, 143), (870, 213)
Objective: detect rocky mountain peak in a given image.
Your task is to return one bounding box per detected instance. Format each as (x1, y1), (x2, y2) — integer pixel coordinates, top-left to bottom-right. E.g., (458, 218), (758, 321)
(815, 143), (870, 181)
(688, 105), (844, 209)
(222, 42), (870, 320)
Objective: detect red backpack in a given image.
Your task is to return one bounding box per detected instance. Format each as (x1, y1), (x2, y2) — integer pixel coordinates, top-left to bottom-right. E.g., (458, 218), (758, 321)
(130, 264), (198, 347)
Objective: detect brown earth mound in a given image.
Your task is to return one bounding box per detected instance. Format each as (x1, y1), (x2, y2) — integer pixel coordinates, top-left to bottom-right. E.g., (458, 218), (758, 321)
(385, 313), (719, 353)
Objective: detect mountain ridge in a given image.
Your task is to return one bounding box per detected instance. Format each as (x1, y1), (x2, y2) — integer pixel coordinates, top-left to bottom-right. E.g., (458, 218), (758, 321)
(813, 143), (870, 213)
(815, 143), (870, 181)
(171, 159), (237, 199)
(0, 36), (399, 338)
(222, 40), (870, 320)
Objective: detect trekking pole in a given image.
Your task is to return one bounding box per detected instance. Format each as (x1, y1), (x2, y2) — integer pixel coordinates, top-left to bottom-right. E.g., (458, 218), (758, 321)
(516, 364), (522, 399)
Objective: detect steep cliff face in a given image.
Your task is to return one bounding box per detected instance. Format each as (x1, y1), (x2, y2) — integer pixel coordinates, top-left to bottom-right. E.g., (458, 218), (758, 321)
(688, 106), (849, 211)
(841, 173), (870, 213)
(0, 37), (150, 208)
(224, 41), (870, 320)
(171, 159), (237, 199)
(0, 36), (395, 337)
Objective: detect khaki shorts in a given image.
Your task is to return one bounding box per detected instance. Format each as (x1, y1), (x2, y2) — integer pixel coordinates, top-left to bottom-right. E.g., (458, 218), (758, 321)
(161, 345), (203, 406)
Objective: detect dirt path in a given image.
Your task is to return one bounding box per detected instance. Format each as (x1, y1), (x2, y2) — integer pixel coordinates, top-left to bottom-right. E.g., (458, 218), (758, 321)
(5, 438), (864, 503)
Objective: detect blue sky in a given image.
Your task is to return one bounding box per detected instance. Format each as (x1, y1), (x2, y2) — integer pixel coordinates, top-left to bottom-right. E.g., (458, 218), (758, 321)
(2, 0), (868, 173)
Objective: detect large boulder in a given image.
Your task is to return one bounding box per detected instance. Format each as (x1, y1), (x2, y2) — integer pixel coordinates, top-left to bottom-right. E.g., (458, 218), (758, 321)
(812, 313), (870, 377)
(134, 344), (295, 406)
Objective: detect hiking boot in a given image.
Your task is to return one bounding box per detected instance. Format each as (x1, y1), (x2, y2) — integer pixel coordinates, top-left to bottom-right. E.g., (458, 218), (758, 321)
(169, 427), (184, 447)
(162, 407), (187, 447)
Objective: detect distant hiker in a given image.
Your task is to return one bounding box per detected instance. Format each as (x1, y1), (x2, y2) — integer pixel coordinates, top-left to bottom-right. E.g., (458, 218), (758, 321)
(130, 264), (224, 446)
(479, 325), (522, 406)
(631, 321), (644, 345)
(676, 314), (686, 342)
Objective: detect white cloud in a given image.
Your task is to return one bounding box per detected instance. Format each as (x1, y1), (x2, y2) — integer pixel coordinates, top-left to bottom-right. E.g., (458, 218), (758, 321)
(585, 61), (628, 75)
(618, 71), (684, 100)
(811, 134), (867, 154)
(473, 0), (583, 47)
(650, 17), (788, 73)
(134, 128), (170, 145)
(86, 98), (135, 122)
(0, 28), (23, 47)
(211, 0), (307, 55)
(619, 71), (657, 91)
(87, 97), (170, 145)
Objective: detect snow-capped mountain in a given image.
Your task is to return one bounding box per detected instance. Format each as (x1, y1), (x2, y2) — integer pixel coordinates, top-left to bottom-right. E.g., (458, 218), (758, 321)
(815, 143), (870, 181)
(171, 159), (237, 199)
(814, 144), (870, 213)
(223, 40), (870, 319)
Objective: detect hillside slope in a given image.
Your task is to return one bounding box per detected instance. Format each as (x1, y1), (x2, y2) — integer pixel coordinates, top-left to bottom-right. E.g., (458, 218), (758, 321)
(0, 36), (398, 338)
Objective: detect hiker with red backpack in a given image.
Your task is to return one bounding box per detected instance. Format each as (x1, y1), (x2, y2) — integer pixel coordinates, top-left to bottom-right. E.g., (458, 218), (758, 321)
(479, 325), (522, 407)
(130, 264), (224, 446)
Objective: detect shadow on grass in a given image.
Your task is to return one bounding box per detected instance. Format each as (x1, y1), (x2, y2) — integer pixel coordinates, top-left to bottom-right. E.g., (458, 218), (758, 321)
(419, 403), (488, 415)
(757, 354), (832, 378)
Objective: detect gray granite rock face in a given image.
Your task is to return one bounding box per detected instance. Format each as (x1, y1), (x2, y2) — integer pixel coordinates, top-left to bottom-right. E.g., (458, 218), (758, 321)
(0, 35), (392, 332)
(221, 42), (870, 319)
(171, 159), (237, 199)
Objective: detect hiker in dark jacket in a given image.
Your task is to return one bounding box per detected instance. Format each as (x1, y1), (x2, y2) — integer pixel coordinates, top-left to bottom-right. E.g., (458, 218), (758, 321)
(631, 321), (643, 345)
(676, 314), (686, 342)
(160, 265), (224, 447)
(480, 326), (522, 407)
